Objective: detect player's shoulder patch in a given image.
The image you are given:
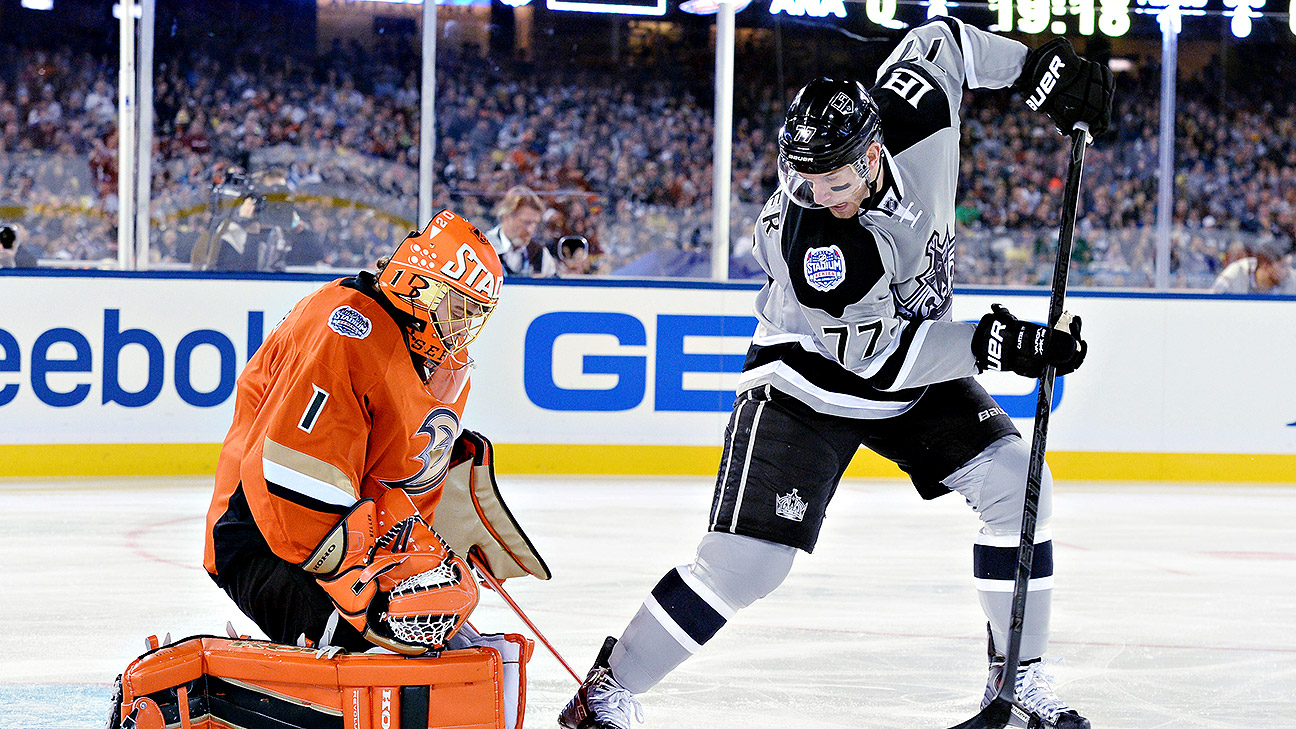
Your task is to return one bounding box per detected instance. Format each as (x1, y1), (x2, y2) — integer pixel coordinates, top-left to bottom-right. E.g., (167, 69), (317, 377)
(327, 305), (372, 339)
(871, 61), (952, 155)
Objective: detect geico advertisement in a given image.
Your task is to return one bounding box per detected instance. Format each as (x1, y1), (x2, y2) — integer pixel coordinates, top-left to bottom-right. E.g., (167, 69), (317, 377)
(2, 274), (1295, 454)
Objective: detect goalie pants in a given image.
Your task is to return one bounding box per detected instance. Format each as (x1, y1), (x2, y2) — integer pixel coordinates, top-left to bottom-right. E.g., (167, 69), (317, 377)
(608, 381), (1055, 694)
(216, 547), (372, 652)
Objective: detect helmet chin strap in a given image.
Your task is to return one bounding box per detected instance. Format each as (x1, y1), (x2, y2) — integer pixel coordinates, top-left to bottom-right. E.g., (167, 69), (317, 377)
(858, 147), (886, 204)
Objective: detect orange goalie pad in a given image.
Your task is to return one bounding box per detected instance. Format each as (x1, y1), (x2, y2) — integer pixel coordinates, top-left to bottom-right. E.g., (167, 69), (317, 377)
(110, 634), (533, 729)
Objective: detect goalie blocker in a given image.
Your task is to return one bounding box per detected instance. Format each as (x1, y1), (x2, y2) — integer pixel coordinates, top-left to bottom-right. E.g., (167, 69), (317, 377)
(107, 632), (533, 729)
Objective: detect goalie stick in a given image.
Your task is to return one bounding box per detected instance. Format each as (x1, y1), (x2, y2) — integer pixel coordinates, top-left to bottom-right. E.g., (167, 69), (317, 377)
(467, 546), (583, 685)
(945, 122), (1091, 729)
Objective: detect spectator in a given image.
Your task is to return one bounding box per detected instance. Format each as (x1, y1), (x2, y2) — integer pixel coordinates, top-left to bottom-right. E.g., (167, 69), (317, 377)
(8, 25), (1296, 283)
(485, 185), (554, 278)
(1211, 240), (1296, 294)
(0, 225), (39, 268)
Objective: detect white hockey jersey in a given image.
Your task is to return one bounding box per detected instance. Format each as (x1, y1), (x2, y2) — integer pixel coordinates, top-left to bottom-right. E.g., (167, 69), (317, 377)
(738, 17), (1029, 419)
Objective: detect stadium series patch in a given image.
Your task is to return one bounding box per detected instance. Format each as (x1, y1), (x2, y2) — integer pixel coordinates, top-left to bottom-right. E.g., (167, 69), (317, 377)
(328, 306), (372, 339)
(804, 245), (846, 292)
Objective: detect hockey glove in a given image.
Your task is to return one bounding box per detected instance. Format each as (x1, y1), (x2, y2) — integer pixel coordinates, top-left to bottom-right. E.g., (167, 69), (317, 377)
(303, 488), (479, 654)
(1018, 37), (1114, 136)
(973, 304), (1087, 378)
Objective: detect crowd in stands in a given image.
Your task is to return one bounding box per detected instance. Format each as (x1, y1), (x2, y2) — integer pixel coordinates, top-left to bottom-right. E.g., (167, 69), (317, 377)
(2, 25), (1294, 288)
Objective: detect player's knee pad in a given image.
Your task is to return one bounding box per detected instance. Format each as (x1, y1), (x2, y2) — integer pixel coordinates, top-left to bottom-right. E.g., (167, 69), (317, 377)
(691, 532), (797, 609)
(947, 435), (1054, 536)
(635, 533), (795, 659)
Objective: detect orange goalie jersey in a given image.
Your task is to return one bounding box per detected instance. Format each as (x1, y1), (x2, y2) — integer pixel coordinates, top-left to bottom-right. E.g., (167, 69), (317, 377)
(204, 273), (470, 580)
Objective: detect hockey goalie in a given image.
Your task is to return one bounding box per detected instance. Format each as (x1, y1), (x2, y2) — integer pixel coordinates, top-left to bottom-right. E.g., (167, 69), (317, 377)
(109, 210), (550, 729)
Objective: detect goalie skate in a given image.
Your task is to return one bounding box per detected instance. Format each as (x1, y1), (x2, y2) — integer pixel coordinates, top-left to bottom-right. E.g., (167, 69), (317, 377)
(558, 636), (644, 729)
(982, 658), (1091, 729)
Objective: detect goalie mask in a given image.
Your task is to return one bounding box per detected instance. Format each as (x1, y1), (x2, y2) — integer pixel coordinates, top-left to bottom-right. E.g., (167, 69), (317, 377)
(777, 77), (883, 210)
(376, 210), (502, 371)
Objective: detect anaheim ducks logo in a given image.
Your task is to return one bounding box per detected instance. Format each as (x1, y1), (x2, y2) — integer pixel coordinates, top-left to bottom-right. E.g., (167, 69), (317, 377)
(382, 407), (459, 494)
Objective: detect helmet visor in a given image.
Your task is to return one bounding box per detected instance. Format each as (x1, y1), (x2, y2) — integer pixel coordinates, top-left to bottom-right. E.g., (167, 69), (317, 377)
(777, 154), (870, 210)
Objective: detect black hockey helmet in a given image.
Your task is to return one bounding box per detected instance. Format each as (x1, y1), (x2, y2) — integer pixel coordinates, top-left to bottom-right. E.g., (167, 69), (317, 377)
(778, 77), (882, 176)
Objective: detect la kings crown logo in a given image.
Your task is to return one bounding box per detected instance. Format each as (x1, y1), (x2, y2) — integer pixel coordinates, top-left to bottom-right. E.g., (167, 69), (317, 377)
(775, 489), (808, 522)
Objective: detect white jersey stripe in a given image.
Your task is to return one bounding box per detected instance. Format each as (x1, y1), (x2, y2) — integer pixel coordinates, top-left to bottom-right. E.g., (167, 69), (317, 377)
(262, 458), (357, 508)
(887, 319), (935, 390)
(738, 362), (914, 414)
(957, 20), (981, 88)
(752, 330), (812, 348)
(644, 595), (703, 653)
(858, 320), (909, 379)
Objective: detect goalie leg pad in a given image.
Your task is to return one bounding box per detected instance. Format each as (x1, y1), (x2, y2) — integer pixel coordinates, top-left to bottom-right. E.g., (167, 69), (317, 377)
(110, 633), (534, 729)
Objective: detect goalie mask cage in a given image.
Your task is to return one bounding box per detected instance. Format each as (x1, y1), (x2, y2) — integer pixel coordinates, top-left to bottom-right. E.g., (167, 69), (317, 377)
(109, 634), (532, 729)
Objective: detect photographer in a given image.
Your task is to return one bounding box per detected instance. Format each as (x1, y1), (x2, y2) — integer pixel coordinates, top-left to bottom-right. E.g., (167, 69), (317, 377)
(0, 226), (39, 269)
(193, 168), (297, 272)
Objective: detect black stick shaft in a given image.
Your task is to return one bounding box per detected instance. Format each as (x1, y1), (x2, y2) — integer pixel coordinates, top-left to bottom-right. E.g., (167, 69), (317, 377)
(996, 125), (1090, 703)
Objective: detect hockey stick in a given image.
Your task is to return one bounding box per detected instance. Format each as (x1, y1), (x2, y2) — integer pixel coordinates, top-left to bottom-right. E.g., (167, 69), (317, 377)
(466, 546), (584, 685)
(945, 122), (1091, 729)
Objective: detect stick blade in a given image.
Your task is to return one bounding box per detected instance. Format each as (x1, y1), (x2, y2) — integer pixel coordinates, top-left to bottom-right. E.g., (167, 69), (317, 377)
(945, 697), (1013, 729)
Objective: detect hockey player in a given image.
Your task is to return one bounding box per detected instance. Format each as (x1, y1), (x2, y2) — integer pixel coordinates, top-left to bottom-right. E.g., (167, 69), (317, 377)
(559, 20), (1111, 729)
(203, 208), (502, 655)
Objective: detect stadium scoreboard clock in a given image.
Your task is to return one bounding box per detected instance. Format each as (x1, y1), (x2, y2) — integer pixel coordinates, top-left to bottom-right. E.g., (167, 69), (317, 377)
(762, 0), (1294, 38)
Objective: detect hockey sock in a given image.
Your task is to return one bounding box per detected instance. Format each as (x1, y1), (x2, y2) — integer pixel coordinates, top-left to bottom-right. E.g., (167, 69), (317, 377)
(609, 533), (795, 693)
(945, 436), (1057, 661)
(609, 568), (729, 693)
(975, 531), (1054, 660)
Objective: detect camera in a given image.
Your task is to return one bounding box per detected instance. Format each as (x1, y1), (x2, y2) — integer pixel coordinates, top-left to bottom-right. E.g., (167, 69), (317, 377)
(200, 167), (298, 272)
(0, 225), (16, 250)
(557, 234), (588, 261)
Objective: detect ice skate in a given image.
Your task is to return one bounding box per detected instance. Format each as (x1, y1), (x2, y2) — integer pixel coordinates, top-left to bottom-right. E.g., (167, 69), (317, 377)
(982, 656), (1091, 729)
(558, 636), (644, 729)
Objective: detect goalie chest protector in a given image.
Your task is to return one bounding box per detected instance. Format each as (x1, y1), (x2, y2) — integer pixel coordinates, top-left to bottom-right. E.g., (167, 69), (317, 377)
(110, 634), (533, 729)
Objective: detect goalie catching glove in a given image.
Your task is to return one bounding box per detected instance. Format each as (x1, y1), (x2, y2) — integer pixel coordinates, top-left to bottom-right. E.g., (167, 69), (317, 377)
(1017, 37), (1113, 136)
(302, 487), (479, 655)
(973, 304), (1087, 378)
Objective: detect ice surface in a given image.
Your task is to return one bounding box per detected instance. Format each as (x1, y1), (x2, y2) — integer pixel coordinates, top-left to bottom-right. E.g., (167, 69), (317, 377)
(2, 476), (1293, 728)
